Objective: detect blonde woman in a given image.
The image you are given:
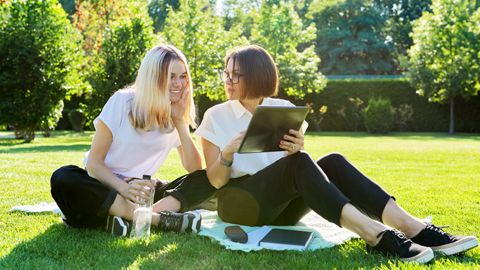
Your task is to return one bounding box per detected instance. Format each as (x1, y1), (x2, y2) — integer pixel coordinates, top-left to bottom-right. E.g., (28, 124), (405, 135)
(51, 45), (216, 236)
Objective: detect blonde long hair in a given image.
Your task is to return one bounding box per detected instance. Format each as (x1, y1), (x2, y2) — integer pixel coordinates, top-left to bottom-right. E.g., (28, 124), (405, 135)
(127, 44), (196, 131)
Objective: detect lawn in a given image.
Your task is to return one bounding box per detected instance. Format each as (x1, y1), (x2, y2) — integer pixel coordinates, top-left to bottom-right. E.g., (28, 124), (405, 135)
(1, 131), (479, 269)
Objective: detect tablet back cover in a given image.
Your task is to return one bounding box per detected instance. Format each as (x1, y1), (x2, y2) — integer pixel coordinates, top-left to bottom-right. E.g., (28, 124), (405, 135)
(237, 106), (308, 153)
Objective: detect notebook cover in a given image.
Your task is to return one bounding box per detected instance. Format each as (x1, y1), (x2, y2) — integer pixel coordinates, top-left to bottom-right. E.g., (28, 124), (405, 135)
(237, 106), (309, 153)
(258, 228), (314, 250)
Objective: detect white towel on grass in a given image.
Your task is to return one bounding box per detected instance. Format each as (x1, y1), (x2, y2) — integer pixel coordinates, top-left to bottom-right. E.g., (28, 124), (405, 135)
(9, 202), (62, 214)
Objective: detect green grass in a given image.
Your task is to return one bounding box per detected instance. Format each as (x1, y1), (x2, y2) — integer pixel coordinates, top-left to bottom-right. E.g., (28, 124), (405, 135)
(1, 131), (479, 269)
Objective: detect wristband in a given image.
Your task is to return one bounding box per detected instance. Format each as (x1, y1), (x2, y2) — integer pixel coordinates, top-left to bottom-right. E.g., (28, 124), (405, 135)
(219, 151), (233, 167)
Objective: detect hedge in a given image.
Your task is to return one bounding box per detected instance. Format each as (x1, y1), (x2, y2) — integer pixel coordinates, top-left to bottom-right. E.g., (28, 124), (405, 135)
(276, 79), (480, 133)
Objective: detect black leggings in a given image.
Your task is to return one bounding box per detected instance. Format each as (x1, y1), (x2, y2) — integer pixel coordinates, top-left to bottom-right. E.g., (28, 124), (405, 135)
(217, 152), (393, 227)
(50, 165), (217, 229)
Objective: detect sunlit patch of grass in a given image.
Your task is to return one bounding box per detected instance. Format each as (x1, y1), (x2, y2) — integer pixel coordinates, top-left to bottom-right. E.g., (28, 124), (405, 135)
(1, 131), (479, 269)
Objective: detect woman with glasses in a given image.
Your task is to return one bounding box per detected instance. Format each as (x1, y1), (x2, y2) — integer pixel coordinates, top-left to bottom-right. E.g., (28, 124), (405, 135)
(50, 45), (217, 236)
(194, 44), (477, 263)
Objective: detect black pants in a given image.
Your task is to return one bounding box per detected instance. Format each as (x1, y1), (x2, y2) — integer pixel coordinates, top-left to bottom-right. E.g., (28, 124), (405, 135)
(50, 165), (217, 229)
(217, 152), (393, 227)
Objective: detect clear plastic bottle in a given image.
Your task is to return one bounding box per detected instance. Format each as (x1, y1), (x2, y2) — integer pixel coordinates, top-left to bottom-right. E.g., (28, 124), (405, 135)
(130, 175), (155, 239)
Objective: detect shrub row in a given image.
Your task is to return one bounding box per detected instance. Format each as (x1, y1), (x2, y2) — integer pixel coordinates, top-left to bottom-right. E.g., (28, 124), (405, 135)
(275, 79), (480, 133)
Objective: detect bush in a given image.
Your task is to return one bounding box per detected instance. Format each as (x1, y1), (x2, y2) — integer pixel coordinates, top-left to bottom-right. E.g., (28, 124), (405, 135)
(364, 97), (394, 134)
(68, 109), (86, 132)
(394, 104), (414, 132)
(336, 97), (365, 132)
(0, 0), (84, 142)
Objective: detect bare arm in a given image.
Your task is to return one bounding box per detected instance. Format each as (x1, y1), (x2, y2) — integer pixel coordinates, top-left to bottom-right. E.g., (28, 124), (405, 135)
(201, 131), (245, 189)
(171, 89), (202, 172)
(86, 119), (155, 204)
(175, 121), (202, 173)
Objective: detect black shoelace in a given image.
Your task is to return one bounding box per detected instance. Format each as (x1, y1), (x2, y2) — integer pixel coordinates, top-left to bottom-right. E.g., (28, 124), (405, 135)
(377, 229), (409, 246)
(157, 211), (181, 231)
(426, 224), (452, 237)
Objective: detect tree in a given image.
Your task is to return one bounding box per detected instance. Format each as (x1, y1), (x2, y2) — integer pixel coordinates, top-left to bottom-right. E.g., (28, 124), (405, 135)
(148, 0), (180, 33)
(374, 0), (432, 57)
(163, 0), (248, 101)
(406, 0), (480, 135)
(251, 0), (326, 99)
(0, 0), (84, 142)
(307, 0), (396, 75)
(221, 0), (260, 38)
(58, 0), (77, 21)
(85, 17), (156, 126)
(72, 0), (147, 82)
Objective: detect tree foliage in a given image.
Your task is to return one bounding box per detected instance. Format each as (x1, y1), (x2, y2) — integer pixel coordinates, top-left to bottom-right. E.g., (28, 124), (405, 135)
(406, 0), (480, 134)
(85, 17), (156, 126)
(0, 0), (84, 142)
(148, 0), (180, 33)
(308, 0), (396, 75)
(72, 0), (147, 79)
(374, 0), (432, 56)
(251, 0), (326, 99)
(163, 0), (248, 101)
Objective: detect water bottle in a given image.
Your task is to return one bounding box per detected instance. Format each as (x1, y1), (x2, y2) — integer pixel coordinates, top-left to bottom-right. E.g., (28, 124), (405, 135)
(130, 175), (155, 239)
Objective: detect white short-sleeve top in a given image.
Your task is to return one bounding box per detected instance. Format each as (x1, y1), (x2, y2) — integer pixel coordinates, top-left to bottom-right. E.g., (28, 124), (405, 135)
(194, 98), (308, 179)
(83, 91), (181, 178)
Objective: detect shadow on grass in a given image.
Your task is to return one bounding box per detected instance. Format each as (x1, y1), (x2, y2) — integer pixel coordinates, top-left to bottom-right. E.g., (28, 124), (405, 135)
(0, 222), (182, 269)
(306, 132), (480, 141)
(0, 143), (91, 153)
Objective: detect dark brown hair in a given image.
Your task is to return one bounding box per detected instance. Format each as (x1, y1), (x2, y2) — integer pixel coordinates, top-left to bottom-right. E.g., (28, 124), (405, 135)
(224, 45), (278, 99)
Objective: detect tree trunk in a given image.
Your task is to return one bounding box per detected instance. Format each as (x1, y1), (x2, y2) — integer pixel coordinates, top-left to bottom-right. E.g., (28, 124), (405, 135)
(23, 126), (36, 143)
(449, 95), (454, 135)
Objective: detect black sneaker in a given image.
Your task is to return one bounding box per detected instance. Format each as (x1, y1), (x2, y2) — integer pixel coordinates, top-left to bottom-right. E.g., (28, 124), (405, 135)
(410, 224), (478, 255)
(367, 229), (434, 264)
(105, 216), (131, 237)
(155, 211), (201, 234)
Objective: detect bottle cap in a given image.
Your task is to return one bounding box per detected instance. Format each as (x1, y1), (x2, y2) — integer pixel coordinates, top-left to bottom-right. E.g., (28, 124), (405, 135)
(142, 175), (151, 180)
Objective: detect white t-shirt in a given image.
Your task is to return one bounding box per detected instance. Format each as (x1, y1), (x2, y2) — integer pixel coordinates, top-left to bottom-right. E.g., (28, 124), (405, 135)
(194, 98), (308, 179)
(83, 91), (181, 179)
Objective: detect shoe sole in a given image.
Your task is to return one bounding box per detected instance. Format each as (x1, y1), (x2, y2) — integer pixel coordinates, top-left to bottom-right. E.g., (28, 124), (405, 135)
(180, 211), (202, 234)
(401, 247), (434, 264)
(106, 216), (128, 237)
(432, 237), (478, 255)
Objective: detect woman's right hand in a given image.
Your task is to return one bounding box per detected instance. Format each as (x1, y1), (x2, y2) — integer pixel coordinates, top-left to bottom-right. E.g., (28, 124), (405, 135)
(119, 179), (156, 205)
(222, 130), (246, 161)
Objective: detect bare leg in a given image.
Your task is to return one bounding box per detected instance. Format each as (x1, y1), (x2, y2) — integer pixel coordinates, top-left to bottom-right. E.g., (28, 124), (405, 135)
(382, 198), (426, 238)
(108, 194), (135, 221)
(340, 203), (388, 246)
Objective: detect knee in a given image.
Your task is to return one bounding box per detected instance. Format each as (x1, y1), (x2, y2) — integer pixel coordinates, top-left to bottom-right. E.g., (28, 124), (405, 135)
(289, 150), (314, 165)
(317, 152), (348, 167)
(51, 165), (81, 192)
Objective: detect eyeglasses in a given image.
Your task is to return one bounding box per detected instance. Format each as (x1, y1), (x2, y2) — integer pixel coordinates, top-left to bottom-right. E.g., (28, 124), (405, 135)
(218, 70), (244, 84)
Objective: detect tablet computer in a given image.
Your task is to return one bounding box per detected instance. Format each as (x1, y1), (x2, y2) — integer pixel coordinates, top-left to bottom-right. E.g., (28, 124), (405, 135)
(237, 106), (309, 154)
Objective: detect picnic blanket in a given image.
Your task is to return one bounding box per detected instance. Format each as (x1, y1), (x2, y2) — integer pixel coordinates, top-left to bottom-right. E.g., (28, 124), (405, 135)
(197, 210), (359, 252)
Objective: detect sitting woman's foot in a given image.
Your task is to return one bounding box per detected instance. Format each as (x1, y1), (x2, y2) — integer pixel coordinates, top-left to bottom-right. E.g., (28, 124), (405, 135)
(367, 229), (434, 264)
(410, 224), (478, 255)
(154, 211), (202, 234)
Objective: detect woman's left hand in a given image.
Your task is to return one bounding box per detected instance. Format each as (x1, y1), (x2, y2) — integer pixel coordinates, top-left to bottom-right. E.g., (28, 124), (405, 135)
(171, 90), (189, 124)
(280, 129), (304, 156)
